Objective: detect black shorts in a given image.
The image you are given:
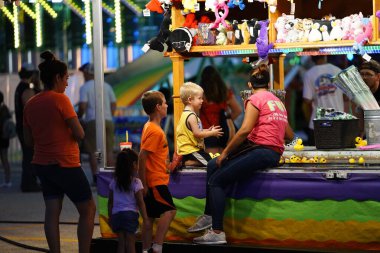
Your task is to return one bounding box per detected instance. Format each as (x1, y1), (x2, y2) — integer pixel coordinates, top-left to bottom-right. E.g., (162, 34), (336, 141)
(182, 150), (211, 166)
(144, 185), (176, 218)
(34, 164), (92, 203)
(111, 211), (139, 233)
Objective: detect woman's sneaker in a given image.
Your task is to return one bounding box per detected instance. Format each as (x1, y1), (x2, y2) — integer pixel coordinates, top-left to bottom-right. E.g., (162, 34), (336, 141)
(187, 214), (212, 233)
(193, 229), (227, 244)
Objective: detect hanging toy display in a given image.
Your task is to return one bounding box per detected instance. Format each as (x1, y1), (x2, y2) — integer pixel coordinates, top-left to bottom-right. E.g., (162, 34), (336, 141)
(210, 0), (230, 29)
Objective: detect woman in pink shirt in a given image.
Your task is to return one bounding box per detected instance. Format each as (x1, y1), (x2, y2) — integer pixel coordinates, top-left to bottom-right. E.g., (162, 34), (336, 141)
(190, 64), (294, 244)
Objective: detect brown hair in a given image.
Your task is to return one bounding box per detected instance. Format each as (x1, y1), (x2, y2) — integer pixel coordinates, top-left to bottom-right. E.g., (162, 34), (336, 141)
(200, 66), (227, 103)
(38, 51), (67, 90)
(141, 90), (164, 115)
(249, 64), (270, 89)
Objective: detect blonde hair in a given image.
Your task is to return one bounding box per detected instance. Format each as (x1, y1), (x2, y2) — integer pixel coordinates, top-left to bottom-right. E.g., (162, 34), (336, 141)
(180, 82), (204, 105)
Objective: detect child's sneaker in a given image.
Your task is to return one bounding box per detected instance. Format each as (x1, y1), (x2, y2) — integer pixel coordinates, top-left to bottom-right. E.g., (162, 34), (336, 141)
(187, 214), (212, 232)
(193, 229), (227, 244)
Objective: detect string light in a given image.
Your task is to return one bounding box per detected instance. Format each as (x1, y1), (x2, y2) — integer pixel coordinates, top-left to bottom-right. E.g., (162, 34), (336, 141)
(63, 0), (85, 18)
(37, 0), (57, 18)
(20, 2), (36, 19)
(13, 3), (19, 48)
(102, 2), (115, 16)
(114, 0), (122, 43)
(1, 6), (14, 21)
(84, 0), (92, 44)
(36, 2), (42, 47)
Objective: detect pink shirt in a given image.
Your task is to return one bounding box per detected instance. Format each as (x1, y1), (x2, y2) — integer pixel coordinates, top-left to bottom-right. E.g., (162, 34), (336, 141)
(246, 91), (288, 154)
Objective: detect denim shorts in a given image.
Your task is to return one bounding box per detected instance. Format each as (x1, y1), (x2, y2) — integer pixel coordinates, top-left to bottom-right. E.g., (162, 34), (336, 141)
(34, 164), (92, 203)
(111, 211), (139, 233)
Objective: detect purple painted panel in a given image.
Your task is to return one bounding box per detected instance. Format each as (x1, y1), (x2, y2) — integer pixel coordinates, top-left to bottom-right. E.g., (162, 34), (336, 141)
(97, 171), (380, 201)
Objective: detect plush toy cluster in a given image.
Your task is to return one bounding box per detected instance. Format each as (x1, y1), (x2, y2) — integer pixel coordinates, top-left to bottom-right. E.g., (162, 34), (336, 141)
(275, 12), (373, 44)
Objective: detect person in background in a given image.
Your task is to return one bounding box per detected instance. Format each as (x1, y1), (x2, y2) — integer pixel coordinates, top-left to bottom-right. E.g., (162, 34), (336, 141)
(78, 63), (117, 184)
(189, 64), (294, 243)
(176, 82), (223, 166)
(139, 90), (176, 253)
(23, 51), (96, 253)
(108, 148), (148, 253)
(158, 87), (174, 159)
(0, 92), (12, 187)
(356, 59), (380, 136)
(15, 62), (40, 192)
(302, 56), (345, 146)
(199, 66), (242, 154)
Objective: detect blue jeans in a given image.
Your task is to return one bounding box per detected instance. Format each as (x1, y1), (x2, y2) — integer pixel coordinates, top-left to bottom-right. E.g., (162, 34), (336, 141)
(204, 147), (280, 230)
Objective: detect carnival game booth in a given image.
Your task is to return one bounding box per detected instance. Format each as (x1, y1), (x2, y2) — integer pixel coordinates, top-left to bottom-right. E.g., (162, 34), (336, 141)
(97, 148), (380, 251)
(93, 0), (380, 251)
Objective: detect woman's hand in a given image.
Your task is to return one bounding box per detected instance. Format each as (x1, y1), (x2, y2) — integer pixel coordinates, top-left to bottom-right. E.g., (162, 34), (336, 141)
(216, 152), (228, 168)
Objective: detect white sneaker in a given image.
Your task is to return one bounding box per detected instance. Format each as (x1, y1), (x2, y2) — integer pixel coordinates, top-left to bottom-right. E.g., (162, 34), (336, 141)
(187, 214), (212, 233)
(193, 229), (227, 245)
(0, 182), (12, 188)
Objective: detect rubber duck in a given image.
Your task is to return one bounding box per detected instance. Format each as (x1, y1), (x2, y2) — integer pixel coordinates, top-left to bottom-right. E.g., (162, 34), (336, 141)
(209, 153), (221, 159)
(358, 157), (365, 164)
(279, 156), (285, 164)
(349, 158), (356, 164)
(290, 155), (299, 163)
(319, 157), (327, 163)
(293, 138), (304, 151)
(301, 157), (309, 163)
(355, 137), (367, 147)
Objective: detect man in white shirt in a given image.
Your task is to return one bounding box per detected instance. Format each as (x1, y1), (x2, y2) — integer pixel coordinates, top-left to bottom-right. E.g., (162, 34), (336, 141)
(303, 56), (345, 146)
(78, 63), (116, 184)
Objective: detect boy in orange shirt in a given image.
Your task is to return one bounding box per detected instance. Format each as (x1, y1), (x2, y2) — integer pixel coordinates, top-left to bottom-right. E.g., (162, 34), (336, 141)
(138, 90), (176, 253)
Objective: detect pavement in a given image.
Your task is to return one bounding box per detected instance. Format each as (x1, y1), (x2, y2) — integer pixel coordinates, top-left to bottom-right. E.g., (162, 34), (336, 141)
(0, 158), (101, 253)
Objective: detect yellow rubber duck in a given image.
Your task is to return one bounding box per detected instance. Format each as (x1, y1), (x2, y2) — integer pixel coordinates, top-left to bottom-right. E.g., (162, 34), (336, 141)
(209, 153), (221, 159)
(293, 138), (304, 151)
(301, 157), (309, 163)
(355, 137), (367, 147)
(358, 157), (365, 164)
(290, 155), (299, 163)
(319, 157), (327, 163)
(349, 158), (356, 164)
(279, 156), (285, 164)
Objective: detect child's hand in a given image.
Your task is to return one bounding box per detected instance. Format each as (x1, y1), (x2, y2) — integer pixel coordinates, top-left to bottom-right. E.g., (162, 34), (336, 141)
(211, 125), (223, 137)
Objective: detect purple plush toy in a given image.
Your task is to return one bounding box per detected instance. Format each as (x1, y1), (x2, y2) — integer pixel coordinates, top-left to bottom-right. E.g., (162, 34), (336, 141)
(256, 20), (274, 60)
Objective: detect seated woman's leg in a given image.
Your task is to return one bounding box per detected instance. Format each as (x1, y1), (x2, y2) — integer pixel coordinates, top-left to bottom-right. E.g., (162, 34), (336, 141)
(208, 148), (280, 231)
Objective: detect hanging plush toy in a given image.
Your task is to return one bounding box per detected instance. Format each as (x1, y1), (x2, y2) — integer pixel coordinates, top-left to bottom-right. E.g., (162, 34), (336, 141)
(205, 0), (217, 11)
(353, 21), (373, 57)
(145, 10), (172, 52)
(227, 0), (245, 11)
(256, 20), (274, 61)
(182, 0), (197, 13)
(210, 0), (230, 29)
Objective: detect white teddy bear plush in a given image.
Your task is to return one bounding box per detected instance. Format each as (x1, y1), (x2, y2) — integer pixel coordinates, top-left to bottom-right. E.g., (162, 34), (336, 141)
(308, 22), (322, 42)
(330, 19), (344, 41)
(320, 25), (330, 41)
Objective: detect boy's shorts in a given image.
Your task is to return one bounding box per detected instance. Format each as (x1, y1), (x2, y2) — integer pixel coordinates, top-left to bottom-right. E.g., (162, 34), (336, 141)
(144, 185), (176, 218)
(111, 211), (139, 233)
(183, 150), (211, 166)
(34, 164), (92, 203)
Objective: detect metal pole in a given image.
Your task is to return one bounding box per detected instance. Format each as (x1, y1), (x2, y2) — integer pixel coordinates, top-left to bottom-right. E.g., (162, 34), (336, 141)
(92, 0), (106, 169)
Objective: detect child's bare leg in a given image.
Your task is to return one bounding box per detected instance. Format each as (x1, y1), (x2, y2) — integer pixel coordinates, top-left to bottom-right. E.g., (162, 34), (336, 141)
(126, 233), (136, 253)
(117, 232), (125, 253)
(142, 217), (154, 251)
(153, 210), (176, 244)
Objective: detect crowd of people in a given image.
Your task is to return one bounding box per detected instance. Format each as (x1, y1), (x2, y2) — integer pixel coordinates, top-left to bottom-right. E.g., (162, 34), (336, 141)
(1, 52), (380, 253)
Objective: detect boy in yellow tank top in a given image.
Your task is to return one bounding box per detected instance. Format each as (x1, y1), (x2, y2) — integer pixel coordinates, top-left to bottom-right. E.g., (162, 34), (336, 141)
(176, 82), (223, 166)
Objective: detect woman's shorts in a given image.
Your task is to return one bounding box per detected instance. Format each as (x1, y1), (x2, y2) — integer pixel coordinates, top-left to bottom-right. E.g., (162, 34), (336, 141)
(144, 185), (176, 218)
(34, 164), (92, 203)
(111, 211), (139, 233)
